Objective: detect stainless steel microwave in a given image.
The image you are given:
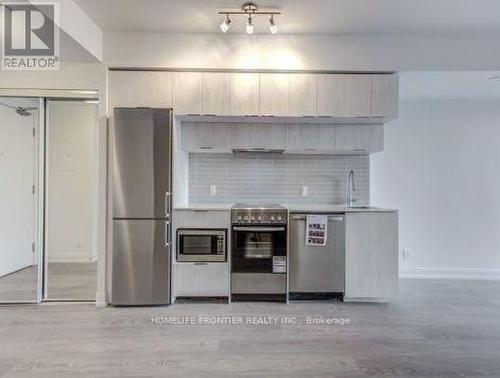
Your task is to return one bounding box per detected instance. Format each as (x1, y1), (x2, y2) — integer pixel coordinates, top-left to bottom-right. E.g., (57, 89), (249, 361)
(176, 229), (227, 262)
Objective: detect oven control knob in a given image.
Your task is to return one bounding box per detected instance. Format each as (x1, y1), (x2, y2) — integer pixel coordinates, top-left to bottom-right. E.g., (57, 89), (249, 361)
(257, 216), (262, 221)
(277, 216), (282, 221)
(237, 215), (242, 221)
(270, 215), (276, 221)
(250, 216), (255, 222)
(244, 216), (249, 221)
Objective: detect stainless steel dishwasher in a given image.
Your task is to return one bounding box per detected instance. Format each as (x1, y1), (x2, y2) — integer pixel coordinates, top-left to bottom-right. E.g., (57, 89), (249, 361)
(289, 214), (345, 298)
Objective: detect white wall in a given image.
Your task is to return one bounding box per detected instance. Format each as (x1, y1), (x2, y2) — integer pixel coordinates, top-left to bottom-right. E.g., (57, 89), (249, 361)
(47, 101), (98, 263)
(371, 99), (500, 279)
(105, 32), (500, 71)
(0, 98), (38, 277)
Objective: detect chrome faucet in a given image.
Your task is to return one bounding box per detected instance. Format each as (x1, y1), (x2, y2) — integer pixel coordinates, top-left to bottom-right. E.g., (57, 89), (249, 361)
(347, 170), (357, 207)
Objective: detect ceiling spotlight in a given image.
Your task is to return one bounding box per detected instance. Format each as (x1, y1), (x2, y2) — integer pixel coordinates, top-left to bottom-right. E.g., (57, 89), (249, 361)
(269, 14), (278, 34)
(246, 15), (254, 34)
(218, 2), (280, 34)
(220, 14), (231, 33)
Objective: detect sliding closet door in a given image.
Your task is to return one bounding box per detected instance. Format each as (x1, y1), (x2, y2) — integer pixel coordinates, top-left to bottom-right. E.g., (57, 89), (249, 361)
(0, 97), (40, 303)
(45, 99), (98, 301)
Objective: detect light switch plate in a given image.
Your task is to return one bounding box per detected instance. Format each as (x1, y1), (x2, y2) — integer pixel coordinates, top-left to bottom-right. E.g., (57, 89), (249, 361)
(209, 185), (217, 196)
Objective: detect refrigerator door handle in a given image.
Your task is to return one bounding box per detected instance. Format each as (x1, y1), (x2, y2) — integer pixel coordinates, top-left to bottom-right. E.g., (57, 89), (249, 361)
(165, 191), (171, 214)
(165, 221), (171, 247)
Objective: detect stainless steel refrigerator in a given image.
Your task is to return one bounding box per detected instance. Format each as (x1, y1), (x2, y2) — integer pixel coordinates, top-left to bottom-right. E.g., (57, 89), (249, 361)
(110, 108), (172, 305)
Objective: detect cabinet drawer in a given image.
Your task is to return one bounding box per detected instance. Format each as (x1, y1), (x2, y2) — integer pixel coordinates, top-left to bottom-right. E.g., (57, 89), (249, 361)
(174, 263), (229, 297)
(173, 210), (230, 228)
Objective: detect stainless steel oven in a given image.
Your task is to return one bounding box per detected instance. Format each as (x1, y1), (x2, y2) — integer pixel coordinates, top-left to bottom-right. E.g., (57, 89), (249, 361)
(231, 204), (288, 301)
(176, 229), (227, 262)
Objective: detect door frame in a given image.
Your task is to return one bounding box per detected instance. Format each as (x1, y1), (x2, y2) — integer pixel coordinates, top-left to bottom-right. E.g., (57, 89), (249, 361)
(43, 97), (99, 302)
(0, 89), (99, 304)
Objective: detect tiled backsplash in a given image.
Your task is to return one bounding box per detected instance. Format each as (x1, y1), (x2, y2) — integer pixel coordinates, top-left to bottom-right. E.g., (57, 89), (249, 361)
(189, 153), (369, 205)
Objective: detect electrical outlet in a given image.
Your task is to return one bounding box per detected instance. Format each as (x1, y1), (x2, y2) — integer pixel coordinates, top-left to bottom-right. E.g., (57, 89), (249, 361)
(301, 186), (308, 197)
(402, 248), (411, 260)
(209, 185), (217, 196)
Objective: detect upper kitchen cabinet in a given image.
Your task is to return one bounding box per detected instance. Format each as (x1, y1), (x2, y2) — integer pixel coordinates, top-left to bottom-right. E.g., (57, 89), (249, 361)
(259, 73), (290, 116)
(289, 74), (317, 117)
(173, 72), (202, 115)
(317, 74), (372, 117)
(371, 74), (399, 120)
(232, 123), (286, 150)
(201, 72), (231, 116)
(182, 123), (235, 153)
(108, 71), (173, 109)
(334, 125), (384, 154)
(285, 124), (335, 153)
(230, 73), (260, 116)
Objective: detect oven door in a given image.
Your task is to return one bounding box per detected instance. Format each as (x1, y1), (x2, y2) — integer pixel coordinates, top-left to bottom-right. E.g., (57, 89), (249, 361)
(177, 229), (226, 262)
(232, 226), (286, 273)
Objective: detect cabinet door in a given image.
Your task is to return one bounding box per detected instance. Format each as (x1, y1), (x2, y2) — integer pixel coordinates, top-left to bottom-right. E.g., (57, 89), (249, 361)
(317, 75), (371, 117)
(334, 125), (383, 154)
(285, 124), (335, 152)
(108, 71), (173, 109)
(259, 73), (290, 116)
(371, 74), (399, 119)
(345, 212), (398, 301)
(173, 72), (202, 115)
(230, 73), (260, 116)
(201, 72), (231, 115)
(181, 123), (235, 152)
(289, 74), (317, 117)
(232, 123), (285, 149)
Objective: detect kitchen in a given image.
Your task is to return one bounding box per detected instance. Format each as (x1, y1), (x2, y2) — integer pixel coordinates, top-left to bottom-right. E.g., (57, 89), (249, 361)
(2, 1), (500, 377)
(108, 70), (399, 305)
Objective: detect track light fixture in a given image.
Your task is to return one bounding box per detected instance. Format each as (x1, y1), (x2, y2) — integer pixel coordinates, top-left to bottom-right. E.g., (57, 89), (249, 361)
(269, 14), (277, 34)
(246, 14), (254, 34)
(220, 14), (231, 33)
(218, 2), (280, 34)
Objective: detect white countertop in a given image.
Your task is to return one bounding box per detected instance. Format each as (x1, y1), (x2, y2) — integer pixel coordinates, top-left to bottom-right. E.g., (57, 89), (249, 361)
(174, 203), (397, 213)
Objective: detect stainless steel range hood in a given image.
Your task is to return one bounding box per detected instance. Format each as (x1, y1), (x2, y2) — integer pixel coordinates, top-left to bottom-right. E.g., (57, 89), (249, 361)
(232, 148), (285, 154)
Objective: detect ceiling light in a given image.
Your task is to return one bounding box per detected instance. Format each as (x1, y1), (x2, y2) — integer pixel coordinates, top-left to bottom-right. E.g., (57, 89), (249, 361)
(269, 15), (278, 34)
(220, 14), (231, 33)
(218, 2), (280, 34)
(246, 15), (254, 34)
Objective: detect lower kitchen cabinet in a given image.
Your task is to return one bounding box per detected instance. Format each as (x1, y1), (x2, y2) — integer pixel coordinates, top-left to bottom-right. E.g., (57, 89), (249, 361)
(173, 263), (229, 297)
(344, 212), (398, 301)
(172, 209), (231, 299)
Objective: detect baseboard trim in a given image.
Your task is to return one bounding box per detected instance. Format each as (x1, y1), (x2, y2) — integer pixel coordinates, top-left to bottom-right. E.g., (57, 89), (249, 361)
(400, 267), (500, 281)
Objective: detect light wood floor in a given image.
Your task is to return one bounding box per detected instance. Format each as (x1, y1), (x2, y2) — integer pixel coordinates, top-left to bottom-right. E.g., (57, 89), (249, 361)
(0, 263), (97, 302)
(1, 279), (500, 377)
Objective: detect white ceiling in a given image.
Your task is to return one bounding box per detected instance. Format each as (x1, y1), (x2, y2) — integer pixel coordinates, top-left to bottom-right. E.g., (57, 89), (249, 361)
(74, 0), (500, 35)
(400, 72), (500, 99)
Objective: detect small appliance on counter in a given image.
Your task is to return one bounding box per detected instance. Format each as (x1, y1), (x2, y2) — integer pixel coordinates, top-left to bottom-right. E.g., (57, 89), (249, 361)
(110, 107), (172, 306)
(231, 204), (287, 302)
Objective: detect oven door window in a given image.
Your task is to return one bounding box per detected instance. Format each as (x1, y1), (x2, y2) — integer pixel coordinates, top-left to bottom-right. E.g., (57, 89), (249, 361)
(232, 228), (286, 273)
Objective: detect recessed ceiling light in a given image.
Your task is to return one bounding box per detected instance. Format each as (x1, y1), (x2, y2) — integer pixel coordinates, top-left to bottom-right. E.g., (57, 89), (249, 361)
(488, 75), (500, 81)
